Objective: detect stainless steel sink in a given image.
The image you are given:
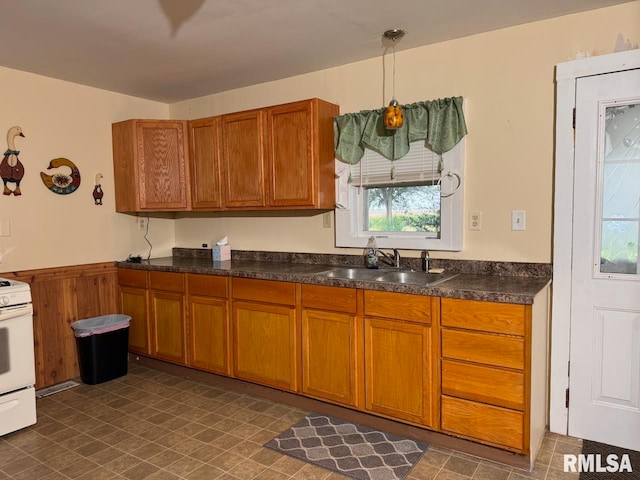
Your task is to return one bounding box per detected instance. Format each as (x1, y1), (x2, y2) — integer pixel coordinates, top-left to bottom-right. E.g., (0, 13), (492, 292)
(317, 267), (457, 286)
(374, 270), (458, 286)
(317, 267), (385, 281)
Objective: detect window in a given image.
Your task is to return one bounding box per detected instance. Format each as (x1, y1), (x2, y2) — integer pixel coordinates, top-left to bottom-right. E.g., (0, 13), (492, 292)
(335, 140), (464, 251)
(597, 103), (640, 275)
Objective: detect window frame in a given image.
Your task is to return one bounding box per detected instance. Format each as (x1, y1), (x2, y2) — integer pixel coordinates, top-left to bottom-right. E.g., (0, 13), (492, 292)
(335, 140), (465, 251)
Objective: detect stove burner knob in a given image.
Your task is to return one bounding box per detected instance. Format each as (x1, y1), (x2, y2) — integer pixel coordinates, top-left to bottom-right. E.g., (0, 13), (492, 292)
(0, 296), (9, 306)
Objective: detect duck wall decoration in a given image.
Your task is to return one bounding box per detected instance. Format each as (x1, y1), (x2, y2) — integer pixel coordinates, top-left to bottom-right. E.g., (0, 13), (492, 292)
(1, 126), (26, 196)
(92, 173), (104, 205)
(40, 157), (81, 195)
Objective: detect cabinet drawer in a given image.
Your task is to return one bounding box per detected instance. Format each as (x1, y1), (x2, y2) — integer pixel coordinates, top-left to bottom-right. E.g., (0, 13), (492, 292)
(118, 268), (148, 288)
(442, 359), (524, 410)
(441, 298), (526, 336)
(442, 329), (524, 370)
(302, 284), (357, 313)
(364, 291), (432, 324)
(232, 278), (296, 305)
(187, 274), (228, 298)
(441, 396), (524, 451)
(149, 271), (185, 293)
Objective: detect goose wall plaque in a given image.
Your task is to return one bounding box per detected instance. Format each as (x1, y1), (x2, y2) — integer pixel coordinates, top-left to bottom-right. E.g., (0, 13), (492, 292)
(1, 126), (26, 196)
(92, 173), (104, 205)
(40, 157), (81, 195)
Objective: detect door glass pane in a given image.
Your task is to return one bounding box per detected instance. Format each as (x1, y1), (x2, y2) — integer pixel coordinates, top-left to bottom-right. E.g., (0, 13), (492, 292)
(600, 104), (640, 275)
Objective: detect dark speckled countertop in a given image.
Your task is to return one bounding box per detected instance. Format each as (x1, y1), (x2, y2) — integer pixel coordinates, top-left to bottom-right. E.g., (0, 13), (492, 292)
(117, 249), (551, 305)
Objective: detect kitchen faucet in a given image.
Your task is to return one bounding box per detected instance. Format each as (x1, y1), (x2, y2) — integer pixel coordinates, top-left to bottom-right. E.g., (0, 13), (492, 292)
(377, 248), (401, 268)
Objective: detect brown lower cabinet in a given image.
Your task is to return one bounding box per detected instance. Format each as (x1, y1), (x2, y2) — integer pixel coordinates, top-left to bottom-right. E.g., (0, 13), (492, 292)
(187, 274), (230, 375)
(231, 278), (299, 391)
(117, 268), (549, 461)
(118, 269), (150, 355)
(301, 284), (363, 408)
(148, 271), (187, 365)
(439, 297), (545, 454)
(364, 290), (438, 428)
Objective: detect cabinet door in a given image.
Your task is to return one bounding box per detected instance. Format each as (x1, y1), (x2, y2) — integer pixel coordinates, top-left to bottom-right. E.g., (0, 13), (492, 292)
(221, 109), (266, 208)
(232, 300), (298, 391)
(302, 309), (362, 407)
(364, 317), (434, 427)
(267, 100), (315, 207)
(189, 117), (223, 209)
(119, 286), (150, 355)
(189, 295), (230, 375)
(150, 290), (187, 365)
(136, 121), (190, 210)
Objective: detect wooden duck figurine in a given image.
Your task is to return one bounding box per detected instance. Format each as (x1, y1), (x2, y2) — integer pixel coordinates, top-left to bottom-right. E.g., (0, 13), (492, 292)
(40, 157), (81, 195)
(92, 173), (104, 205)
(0, 126), (25, 196)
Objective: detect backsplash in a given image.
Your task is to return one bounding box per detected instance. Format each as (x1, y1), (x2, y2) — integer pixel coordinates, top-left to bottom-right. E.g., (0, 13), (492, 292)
(172, 248), (552, 278)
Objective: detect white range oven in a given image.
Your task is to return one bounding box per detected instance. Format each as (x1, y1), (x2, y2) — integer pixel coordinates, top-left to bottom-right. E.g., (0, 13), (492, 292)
(0, 278), (36, 436)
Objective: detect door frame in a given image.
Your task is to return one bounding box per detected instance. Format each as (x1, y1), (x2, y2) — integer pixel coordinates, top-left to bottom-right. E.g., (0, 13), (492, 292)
(551, 49), (640, 434)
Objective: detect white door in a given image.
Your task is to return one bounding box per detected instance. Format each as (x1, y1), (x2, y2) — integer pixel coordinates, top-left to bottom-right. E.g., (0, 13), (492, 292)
(569, 67), (640, 450)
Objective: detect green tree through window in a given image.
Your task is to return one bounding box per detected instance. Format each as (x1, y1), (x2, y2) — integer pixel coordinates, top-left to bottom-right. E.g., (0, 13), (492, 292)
(366, 184), (441, 233)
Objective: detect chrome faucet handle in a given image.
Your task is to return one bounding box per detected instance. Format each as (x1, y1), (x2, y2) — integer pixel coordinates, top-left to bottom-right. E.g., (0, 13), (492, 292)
(422, 250), (430, 272)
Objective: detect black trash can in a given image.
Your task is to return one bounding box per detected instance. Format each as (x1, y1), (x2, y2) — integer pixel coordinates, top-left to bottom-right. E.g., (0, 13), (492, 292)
(71, 314), (131, 385)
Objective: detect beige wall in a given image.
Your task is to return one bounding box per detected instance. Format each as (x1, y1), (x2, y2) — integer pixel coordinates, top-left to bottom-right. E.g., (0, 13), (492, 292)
(0, 68), (175, 272)
(1, 3), (638, 273)
(171, 2), (640, 263)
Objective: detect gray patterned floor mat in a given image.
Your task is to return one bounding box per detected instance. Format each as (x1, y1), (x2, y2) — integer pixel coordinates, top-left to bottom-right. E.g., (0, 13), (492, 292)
(265, 412), (428, 480)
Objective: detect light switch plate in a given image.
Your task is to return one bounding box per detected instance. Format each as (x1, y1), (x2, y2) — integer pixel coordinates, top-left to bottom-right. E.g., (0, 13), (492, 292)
(512, 210), (526, 231)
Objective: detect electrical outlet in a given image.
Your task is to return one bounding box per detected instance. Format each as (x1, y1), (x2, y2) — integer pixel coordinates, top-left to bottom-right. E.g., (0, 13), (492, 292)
(138, 216), (148, 231)
(469, 211), (482, 231)
(512, 210), (526, 231)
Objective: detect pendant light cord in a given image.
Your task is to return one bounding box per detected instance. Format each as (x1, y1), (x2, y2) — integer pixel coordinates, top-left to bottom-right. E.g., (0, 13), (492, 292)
(392, 44), (396, 100)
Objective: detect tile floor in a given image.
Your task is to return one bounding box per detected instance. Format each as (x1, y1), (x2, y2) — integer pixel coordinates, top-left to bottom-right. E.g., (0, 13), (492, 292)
(0, 365), (582, 480)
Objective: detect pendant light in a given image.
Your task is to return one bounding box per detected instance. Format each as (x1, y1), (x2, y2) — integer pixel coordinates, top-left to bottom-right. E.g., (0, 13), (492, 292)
(383, 29), (405, 130)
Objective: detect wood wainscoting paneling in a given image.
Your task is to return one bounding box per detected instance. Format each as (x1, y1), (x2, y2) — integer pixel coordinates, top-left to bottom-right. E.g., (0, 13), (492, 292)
(1, 262), (118, 388)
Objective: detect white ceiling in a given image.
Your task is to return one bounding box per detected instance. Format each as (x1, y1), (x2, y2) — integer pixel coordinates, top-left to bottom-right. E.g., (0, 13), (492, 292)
(0, 0), (632, 103)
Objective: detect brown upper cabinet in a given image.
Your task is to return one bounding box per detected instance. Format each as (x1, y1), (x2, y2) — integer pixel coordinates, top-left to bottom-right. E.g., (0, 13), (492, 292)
(114, 98), (339, 213)
(266, 99), (338, 209)
(218, 98), (339, 210)
(112, 120), (191, 212)
(221, 108), (268, 208)
(188, 116), (223, 210)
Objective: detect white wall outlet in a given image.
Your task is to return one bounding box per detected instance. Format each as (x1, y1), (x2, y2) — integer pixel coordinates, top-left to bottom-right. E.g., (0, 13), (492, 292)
(138, 216), (148, 231)
(469, 211), (482, 231)
(512, 210), (526, 231)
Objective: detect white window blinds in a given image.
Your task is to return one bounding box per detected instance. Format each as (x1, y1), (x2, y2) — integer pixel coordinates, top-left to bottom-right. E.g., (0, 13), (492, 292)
(349, 141), (442, 186)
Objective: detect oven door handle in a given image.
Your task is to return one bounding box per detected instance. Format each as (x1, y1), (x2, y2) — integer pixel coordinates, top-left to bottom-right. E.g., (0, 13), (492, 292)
(0, 304), (33, 322)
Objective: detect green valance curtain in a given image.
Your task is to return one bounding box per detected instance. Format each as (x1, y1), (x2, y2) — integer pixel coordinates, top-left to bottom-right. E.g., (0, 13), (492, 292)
(334, 96), (468, 164)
